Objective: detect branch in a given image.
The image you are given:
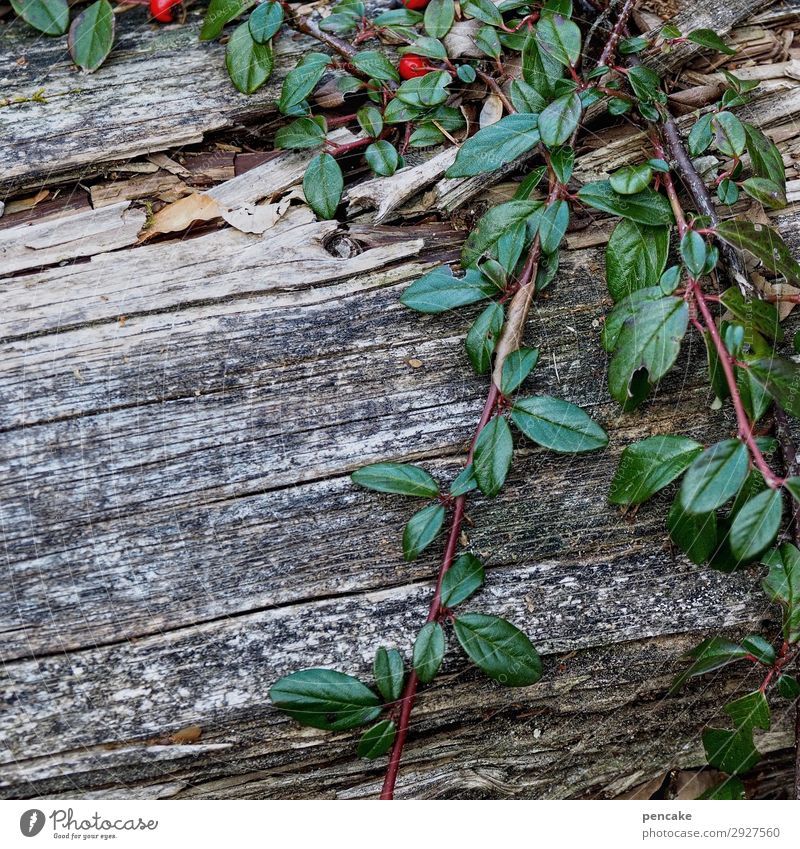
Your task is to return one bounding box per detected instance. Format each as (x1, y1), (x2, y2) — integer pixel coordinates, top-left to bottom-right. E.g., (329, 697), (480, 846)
(651, 135), (781, 488)
(598, 0), (637, 68)
(380, 241), (541, 799)
(279, 1), (357, 60)
(380, 381), (504, 799)
(659, 113), (753, 299)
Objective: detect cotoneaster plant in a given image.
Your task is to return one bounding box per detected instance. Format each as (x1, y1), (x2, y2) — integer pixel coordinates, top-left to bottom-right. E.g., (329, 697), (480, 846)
(583, 15), (800, 801)
(246, 0), (781, 799)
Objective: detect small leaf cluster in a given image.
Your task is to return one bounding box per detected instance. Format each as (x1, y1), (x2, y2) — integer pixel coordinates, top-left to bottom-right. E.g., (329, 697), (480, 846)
(269, 554), (541, 760)
(594, 32), (800, 796)
(12, 0), (114, 72)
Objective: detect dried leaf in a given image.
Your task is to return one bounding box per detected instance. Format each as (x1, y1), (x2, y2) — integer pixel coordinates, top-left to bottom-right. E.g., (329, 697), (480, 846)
(142, 192), (221, 239)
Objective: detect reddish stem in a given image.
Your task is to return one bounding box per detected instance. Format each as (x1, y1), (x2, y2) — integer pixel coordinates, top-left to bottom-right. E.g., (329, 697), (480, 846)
(380, 384), (500, 800)
(598, 0), (637, 67)
(652, 135), (781, 488)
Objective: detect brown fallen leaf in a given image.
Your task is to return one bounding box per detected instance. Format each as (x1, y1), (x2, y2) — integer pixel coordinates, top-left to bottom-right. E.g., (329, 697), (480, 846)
(141, 192), (221, 239)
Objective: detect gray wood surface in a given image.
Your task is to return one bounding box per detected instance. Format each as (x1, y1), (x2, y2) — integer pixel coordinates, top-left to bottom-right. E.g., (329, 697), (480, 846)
(2, 0), (799, 800)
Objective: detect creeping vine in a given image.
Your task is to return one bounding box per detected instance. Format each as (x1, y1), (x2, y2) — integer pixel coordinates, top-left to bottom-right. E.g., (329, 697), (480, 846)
(14, 0), (800, 799)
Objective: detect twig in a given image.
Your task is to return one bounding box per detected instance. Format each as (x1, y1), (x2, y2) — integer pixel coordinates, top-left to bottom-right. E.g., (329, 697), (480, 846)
(659, 110), (753, 299)
(380, 245), (540, 799)
(475, 68), (516, 116)
(598, 0), (637, 68)
(279, 1), (357, 60)
(651, 135), (781, 488)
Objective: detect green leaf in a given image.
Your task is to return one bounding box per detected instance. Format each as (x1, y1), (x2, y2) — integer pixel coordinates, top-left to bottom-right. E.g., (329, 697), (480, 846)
(466, 302), (504, 374)
(274, 117), (326, 150)
(703, 727), (760, 775)
(357, 105), (383, 138)
(441, 553), (485, 608)
(679, 439), (749, 514)
(473, 416), (513, 497)
(475, 25), (502, 59)
(535, 13), (581, 67)
(687, 28), (736, 55)
(509, 80), (547, 114)
(688, 112), (714, 156)
(402, 503), (446, 561)
(747, 357), (800, 416)
(249, 1), (283, 43)
(351, 462), (439, 498)
(423, 0), (454, 37)
(719, 288), (782, 341)
(627, 64), (663, 104)
(461, 0), (503, 26)
(762, 542), (800, 642)
(68, 0), (114, 73)
(785, 477), (800, 504)
(549, 147), (574, 184)
(373, 647), (405, 702)
(269, 668), (381, 730)
(538, 93), (581, 149)
(401, 265), (498, 314)
(462, 200), (542, 268)
(303, 153), (343, 220)
(680, 230), (708, 278)
(607, 296), (689, 406)
(744, 123), (785, 190)
(522, 33), (563, 99)
(741, 635), (776, 666)
(699, 778), (746, 800)
(538, 200), (569, 255)
(352, 50), (400, 82)
(609, 164), (652, 195)
(11, 0), (68, 36)
(511, 396), (608, 453)
(741, 177), (787, 210)
(446, 114), (541, 178)
(703, 691), (770, 775)
(729, 488), (782, 561)
(396, 71), (450, 108)
(500, 347), (540, 395)
(713, 111), (746, 157)
(365, 141), (399, 177)
(457, 64), (477, 83)
(609, 435), (703, 506)
(399, 36), (448, 60)
(667, 495), (717, 564)
(278, 52), (330, 114)
(357, 720), (396, 759)
(619, 35), (649, 54)
(201, 0), (255, 41)
(717, 178), (739, 205)
(447, 467), (476, 502)
(670, 637), (750, 693)
(778, 674), (800, 699)
(454, 613), (542, 686)
(605, 220), (669, 302)
(578, 181), (674, 226)
(413, 622), (446, 684)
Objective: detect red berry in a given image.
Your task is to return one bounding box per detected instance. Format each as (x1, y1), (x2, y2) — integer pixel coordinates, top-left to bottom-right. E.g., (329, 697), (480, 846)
(402, 0), (430, 9)
(398, 54), (429, 80)
(150, 0), (179, 22)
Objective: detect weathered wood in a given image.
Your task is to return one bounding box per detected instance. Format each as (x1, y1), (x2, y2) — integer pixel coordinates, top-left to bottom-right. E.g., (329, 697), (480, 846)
(0, 201), (146, 274)
(0, 9), (376, 192)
